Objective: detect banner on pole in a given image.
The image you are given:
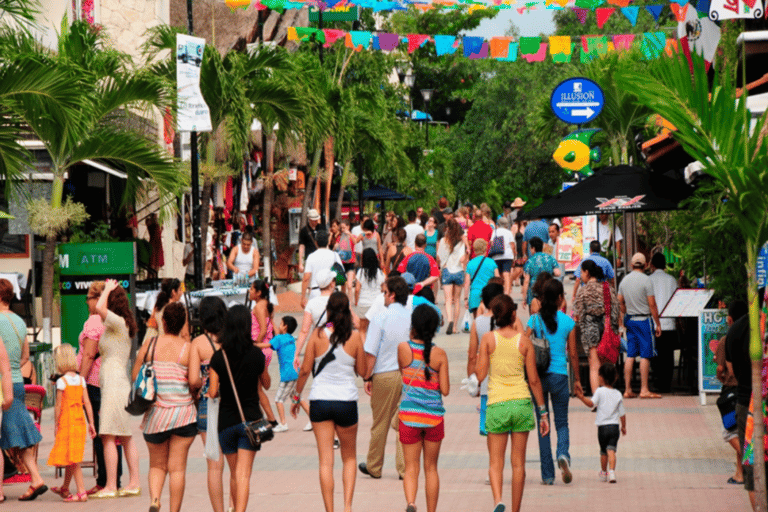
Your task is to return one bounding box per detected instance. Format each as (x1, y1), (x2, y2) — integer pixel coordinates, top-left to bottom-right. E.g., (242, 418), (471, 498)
(177, 34), (212, 132)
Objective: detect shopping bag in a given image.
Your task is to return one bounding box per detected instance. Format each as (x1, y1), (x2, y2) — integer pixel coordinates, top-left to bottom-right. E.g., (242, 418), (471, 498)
(205, 397), (221, 461)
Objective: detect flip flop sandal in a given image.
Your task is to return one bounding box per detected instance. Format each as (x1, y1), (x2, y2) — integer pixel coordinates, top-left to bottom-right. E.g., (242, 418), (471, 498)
(18, 484), (48, 501)
(51, 487), (72, 498)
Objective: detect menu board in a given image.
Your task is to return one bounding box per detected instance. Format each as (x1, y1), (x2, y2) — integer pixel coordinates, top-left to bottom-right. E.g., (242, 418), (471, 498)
(660, 288), (715, 318)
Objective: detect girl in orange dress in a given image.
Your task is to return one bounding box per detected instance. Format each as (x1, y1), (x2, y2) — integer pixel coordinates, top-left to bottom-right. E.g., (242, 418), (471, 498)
(47, 345), (97, 502)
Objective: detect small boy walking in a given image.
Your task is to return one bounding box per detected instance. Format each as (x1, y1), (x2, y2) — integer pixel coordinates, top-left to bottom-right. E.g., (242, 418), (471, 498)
(575, 363), (626, 483)
(255, 316), (310, 432)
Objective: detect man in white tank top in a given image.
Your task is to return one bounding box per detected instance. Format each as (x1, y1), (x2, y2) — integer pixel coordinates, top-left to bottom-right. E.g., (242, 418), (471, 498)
(226, 232), (259, 278)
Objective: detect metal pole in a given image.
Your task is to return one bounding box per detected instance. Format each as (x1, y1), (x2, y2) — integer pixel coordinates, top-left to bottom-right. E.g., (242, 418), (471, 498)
(425, 99), (430, 148)
(187, 0), (203, 290)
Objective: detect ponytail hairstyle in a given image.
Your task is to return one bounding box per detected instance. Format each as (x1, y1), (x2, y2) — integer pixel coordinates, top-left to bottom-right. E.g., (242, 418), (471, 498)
(540, 279), (564, 334)
(155, 278), (181, 312)
(490, 294), (517, 328)
(251, 279), (274, 315)
(411, 304), (440, 380)
(580, 259), (605, 281)
(481, 282), (504, 331)
(325, 291), (352, 348)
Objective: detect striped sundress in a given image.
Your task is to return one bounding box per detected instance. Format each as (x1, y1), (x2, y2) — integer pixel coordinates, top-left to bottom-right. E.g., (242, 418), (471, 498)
(399, 340), (445, 428)
(141, 343), (197, 434)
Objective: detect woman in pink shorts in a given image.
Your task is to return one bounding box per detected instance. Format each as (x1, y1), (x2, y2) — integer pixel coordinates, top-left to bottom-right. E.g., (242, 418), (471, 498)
(398, 305), (450, 512)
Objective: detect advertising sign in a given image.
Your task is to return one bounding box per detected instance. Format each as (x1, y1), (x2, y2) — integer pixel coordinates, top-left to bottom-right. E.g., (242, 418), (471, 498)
(698, 308), (728, 399)
(757, 241), (768, 288)
(550, 77), (605, 125)
(59, 242), (136, 348)
(177, 34), (212, 132)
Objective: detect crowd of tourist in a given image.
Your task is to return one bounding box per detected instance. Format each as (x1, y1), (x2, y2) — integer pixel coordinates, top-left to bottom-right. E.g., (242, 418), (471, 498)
(0, 195), (765, 512)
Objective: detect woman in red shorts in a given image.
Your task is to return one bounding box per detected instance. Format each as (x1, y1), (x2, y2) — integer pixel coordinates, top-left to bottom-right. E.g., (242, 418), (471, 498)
(398, 305), (450, 512)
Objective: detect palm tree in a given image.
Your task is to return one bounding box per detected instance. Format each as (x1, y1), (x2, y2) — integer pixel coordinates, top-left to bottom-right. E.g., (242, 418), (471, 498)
(4, 21), (182, 344)
(619, 52), (768, 511)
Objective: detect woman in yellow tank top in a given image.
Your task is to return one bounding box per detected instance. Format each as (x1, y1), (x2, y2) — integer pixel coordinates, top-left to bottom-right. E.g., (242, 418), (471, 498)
(475, 295), (549, 512)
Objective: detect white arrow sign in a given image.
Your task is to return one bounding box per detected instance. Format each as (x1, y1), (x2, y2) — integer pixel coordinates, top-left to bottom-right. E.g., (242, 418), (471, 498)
(571, 107), (595, 117)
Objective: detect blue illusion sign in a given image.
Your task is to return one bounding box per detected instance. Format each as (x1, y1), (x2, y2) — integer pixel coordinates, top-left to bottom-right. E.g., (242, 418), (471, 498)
(550, 77), (605, 125)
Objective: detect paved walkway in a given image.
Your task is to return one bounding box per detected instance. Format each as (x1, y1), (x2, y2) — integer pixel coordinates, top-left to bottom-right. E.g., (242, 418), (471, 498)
(7, 281), (752, 511)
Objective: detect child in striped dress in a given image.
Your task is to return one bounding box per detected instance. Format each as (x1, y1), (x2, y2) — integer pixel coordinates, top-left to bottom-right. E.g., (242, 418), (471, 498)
(48, 345), (97, 502)
(398, 305), (450, 512)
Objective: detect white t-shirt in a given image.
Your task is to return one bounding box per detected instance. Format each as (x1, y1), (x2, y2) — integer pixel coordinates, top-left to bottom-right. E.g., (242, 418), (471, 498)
(598, 221), (623, 252)
(365, 294), (415, 322)
(491, 227), (516, 261)
(305, 294), (331, 329)
(304, 248), (343, 300)
(437, 240), (466, 273)
(592, 386), (625, 426)
(404, 223), (425, 250)
(356, 268), (385, 307)
(56, 373), (86, 390)
(352, 225), (363, 254)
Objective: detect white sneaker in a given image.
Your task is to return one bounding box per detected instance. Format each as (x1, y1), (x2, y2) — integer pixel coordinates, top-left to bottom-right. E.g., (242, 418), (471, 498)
(608, 470), (616, 483)
(273, 423), (289, 433)
(303, 422), (313, 431)
(598, 471), (608, 482)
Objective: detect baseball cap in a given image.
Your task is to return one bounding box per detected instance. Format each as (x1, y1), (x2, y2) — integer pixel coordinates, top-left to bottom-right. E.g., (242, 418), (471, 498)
(314, 268), (336, 289)
(631, 253), (646, 268)
(401, 272), (416, 290)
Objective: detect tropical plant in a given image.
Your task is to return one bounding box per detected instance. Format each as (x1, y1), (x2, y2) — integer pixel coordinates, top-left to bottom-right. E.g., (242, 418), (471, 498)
(619, 52), (768, 510)
(4, 21), (182, 344)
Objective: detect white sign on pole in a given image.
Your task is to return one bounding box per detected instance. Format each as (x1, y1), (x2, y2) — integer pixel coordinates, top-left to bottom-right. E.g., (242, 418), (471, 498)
(176, 34), (212, 132)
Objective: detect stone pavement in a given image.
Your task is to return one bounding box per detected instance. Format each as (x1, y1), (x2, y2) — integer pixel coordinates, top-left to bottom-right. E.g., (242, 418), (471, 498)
(7, 281), (752, 512)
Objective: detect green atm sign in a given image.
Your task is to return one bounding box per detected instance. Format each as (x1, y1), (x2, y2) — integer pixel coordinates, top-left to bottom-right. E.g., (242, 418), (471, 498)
(59, 242), (136, 276)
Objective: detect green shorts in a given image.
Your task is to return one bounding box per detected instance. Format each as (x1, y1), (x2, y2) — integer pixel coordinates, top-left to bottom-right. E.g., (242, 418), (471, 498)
(485, 398), (535, 434)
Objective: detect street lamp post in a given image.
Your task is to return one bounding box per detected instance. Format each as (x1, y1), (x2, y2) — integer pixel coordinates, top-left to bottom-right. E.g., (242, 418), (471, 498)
(421, 89), (433, 148)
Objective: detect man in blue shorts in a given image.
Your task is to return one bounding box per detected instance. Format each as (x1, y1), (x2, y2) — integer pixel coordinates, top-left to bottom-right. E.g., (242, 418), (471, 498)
(617, 253), (662, 399)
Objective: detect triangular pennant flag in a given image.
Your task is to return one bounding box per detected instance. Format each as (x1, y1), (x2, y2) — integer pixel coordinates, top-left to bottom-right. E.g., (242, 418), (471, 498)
(606, 0), (631, 6)
(377, 33), (400, 51)
(575, 0), (604, 7)
(695, 0), (711, 15)
(519, 36), (542, 55)
(669, 2), (689, 21)
(587, 35), (609, 54)
(434, 35), (459, 56)
(549, 35), (572, 55)
(296, 27), (324, 42)
(596, 7), (616, 27)
(645, 4), (664, 20)
(225, 0), (250, 11)
(489, 37), (514, 58)
(613, 33), (636, 50)
(468, 41), (489, 59)
(641, 31), (666, 59)
(407, 34), (429, 54)
(322, 29), (346, 47)
(287, 27), (298, 41)
(522, 42), (548, 62)
(463, 36), (485, 57)
(571, 7), (589, 23)
(496, 41), (519, 61)
(348, 31), (371, 51)
(552, 43), (576, 62)
(620, 6), (640, 25)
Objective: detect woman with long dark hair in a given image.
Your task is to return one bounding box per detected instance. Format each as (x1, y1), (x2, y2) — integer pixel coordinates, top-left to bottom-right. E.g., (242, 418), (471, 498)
(355, 248), (385, 339)
(437, 219), (467, 335)
(208, 305), (270, 512)
(292, 292), (365, 512)
(573, 260), (619, 394)
(476, 295), (548, 512)
(398, 305), (449, 512)
(525, 279), (580, 486)
(250, 280), (277, 426)
(145, 278), (183, 341)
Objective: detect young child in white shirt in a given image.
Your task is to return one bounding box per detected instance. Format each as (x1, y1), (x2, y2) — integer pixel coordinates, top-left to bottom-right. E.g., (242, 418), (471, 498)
(575, 363), (627, 483)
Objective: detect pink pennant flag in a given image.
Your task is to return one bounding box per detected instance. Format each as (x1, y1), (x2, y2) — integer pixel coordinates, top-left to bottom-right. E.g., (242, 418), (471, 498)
(596, 7), (615, 28)
(522, 42), (548, 62)
(571, 7), (589, 23)
(612, 34), (635, 50)
(669, 2), (689, 22)
(407, 34), (429, 54)
(323, 29), (346, 47)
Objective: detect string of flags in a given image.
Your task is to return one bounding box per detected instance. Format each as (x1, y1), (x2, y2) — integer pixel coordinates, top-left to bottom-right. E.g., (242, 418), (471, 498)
(227, 0), (765, 19)
(287, 28), (684, 61)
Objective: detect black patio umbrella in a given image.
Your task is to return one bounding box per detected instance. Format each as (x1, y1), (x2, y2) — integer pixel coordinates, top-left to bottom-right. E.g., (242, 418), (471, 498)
(362, 184), (414, 201)
(522, 165), (694, 219)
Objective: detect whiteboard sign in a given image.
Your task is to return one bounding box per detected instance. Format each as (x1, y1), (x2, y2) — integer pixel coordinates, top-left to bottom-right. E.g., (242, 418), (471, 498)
(661, 288), (715, 318)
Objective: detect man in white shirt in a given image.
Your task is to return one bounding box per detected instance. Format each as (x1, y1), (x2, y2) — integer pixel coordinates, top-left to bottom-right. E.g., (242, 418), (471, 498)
(648, 252), (678, 393)
(301, 230), (342, 308)
(404, 210), (424, 250)
(359, 276), (408, 480)
(598, 213), (623, 266)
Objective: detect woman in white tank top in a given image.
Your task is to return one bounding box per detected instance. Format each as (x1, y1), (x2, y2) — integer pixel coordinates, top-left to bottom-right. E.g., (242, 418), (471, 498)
(291, 292), (365, 512)
(226, 232), (259, 278)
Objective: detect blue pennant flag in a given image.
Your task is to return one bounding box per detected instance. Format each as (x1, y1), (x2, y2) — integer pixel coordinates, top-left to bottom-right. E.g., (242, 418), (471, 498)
(645, 4), (664, 20)
(620, 6), (639, 25)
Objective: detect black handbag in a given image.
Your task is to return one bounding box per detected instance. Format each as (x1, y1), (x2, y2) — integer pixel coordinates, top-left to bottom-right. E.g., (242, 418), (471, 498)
(221, 350), (274, 448)
(530, 316), (551, 376)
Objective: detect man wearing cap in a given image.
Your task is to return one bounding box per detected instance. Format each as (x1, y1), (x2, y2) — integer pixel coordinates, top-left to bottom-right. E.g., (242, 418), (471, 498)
(298, 208), (324, 273)
(397, 234), (440, 290)
(648, 252), (678, 393)
(301, 230), (343, 308)
(360, 276), (409, 480)
(618, 253), (663, 399)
